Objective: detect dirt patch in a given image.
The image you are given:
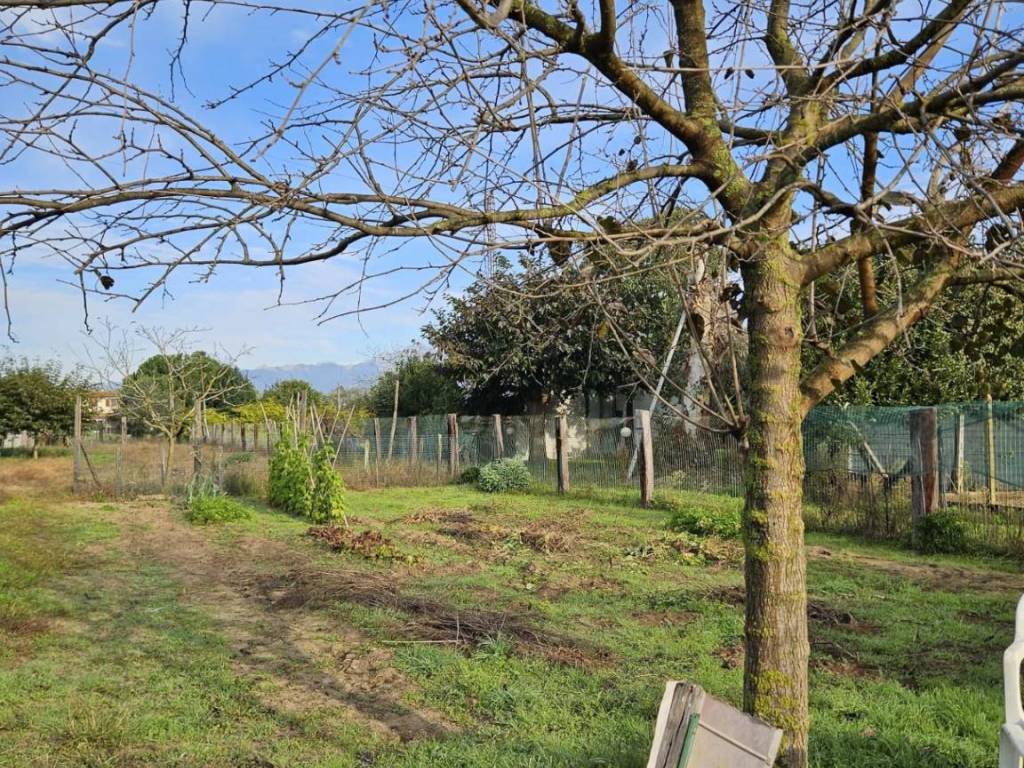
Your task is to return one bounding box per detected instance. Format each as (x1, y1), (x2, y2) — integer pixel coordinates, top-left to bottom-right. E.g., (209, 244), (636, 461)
(705, 585), (878, 632)
(403, 508), (477, 525)
(519, 529), (569, 554)
(809, 545), (1024, 593)
(307, 526), (413, 562)
(256, 568), (614, 669)
(0, 611), (50, 637)
(633, 609), (699, 628)
(717, 640), (744, 670)
(111, 502), (454, 743)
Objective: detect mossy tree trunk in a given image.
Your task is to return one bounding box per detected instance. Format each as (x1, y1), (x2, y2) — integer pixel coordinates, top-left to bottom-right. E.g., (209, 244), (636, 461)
(740, 246), (809, 768)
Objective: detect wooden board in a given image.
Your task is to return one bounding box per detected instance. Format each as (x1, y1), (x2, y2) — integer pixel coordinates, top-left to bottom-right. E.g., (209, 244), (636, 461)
(647, 681), (782, 768)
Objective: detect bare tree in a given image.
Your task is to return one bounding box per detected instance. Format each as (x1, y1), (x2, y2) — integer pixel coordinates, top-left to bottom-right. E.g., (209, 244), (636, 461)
(3, 1), (1024, 762)
(85, 324), (251, 485)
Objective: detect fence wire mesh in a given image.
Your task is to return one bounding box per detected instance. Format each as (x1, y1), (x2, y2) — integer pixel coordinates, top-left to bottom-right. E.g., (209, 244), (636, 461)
(73, 400), (1024, 554)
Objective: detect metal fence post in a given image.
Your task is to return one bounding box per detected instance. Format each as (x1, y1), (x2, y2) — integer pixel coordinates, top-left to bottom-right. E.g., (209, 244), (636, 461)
(635, 409), (654, 507)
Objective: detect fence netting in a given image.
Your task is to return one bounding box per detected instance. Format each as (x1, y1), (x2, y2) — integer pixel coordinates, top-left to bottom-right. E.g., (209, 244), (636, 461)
(73, 400), (1024, 554)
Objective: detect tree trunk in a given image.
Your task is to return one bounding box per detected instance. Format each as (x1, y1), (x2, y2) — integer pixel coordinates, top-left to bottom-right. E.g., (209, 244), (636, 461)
(526, 395), (549, 467)
(740, 253), (809, 768)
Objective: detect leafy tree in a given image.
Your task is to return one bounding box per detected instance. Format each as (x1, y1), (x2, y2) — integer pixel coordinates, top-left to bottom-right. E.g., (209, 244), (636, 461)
(425, 259), (681, 413)
(812, 281), (1024, 405)
(0, 358), (92, 457)
(365, 353), (462, 417)
(88, 325), (252, 485)
(263, 379), (323, 407)
(132, 352), (256, 411)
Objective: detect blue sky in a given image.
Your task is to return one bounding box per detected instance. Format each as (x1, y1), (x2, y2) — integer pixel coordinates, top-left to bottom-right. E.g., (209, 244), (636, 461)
(2, 1), (460, 369)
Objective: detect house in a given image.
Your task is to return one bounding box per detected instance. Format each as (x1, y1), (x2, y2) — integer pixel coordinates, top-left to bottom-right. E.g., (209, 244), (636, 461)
(90, 390), (121, 430)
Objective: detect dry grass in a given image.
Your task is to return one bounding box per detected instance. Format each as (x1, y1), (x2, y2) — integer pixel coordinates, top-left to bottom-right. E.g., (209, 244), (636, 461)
(0, 455), (73, 498)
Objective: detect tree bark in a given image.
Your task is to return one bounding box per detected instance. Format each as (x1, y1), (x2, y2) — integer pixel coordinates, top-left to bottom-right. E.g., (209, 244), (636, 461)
(741, 251), (809, 768)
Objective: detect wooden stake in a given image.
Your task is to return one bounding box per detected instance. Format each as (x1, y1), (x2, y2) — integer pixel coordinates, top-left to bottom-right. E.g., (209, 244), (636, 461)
(636, 409), (654, 508)
(116, 415), (127, 495)
(387, 378), (400, 461)
(447, 413), (459, 477)
(952, 412), (965, 495)
(192, 402), (203, 478)
(556, 414), (569, 494)
(493, 414), (505, 459)
(408, 416), (418, 464)
(910, 407), (939, 542)
(73, 395), (83, 493)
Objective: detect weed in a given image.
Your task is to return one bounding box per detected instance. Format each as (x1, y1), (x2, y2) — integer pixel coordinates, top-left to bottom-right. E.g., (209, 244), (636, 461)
(664, 496), (742, 539)
(916, 510), (971, 554)
(183, 476), (251, 525)
(477, 459), (531, 493)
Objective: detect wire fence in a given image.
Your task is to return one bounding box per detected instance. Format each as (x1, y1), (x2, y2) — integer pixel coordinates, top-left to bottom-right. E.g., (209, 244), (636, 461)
(72, 399), (1024, 554)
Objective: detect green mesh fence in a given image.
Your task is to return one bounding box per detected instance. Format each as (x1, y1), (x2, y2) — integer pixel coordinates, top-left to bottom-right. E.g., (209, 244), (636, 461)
(78, 401), (1024, 553)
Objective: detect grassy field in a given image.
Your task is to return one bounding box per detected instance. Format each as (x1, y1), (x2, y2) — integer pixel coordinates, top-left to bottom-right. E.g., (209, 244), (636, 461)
(0, 455), (1021, 767)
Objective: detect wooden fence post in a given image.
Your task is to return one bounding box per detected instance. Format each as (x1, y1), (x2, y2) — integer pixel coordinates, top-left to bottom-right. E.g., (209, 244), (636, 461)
(635, 409), (654, 507)
(986, 393), (998, 506)
(408, 416), (418, 464)
(373, 418), (382, 486)
(556, 414), (569, 494)
(240, 424), (247, 452)
(952, 412), (965, 495)
(447, 413), (459, 477)
(192, 402), (204, 478)
(910, 407), (939, 543)
(116, 415), (127, 495)
(493, 414), (505, 459)
(73, 395), (83, 493)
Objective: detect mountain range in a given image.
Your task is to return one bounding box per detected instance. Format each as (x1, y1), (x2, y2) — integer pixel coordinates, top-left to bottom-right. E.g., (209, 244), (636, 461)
(244, 361), (381, 393)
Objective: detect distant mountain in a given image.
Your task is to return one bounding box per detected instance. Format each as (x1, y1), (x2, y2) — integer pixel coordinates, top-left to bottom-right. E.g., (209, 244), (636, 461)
(245, 361), (381, 393)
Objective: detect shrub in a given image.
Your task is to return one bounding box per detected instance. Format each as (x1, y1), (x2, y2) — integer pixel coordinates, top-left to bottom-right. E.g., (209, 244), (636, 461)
(477, 459), (531, 493)
(459, 466), (481, 485)
(309, 445), (346, 524)
(184, 477), (250, 525)
(665, 497), (742, 539)
(916, 510), (970, 554)
(268, 431), (312, 518)
(268, 429), (346, 523)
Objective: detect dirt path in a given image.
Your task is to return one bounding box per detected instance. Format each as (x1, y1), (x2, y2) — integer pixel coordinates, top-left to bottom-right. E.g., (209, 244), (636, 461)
(107, 500), (454, 744)
(808, 544), (1024, 593)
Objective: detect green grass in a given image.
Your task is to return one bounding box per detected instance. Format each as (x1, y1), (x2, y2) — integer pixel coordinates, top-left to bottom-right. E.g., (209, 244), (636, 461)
(0, 476), (1019, 767)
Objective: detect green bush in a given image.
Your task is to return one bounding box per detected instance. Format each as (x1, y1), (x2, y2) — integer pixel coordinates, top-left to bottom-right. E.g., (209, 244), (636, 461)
(268, 431), (313, 517)
(268, 430), (346, 523)
(458, 466), (481, 485)
(309, 445), (346, 524)
(916, 510), (970, 554)
(477, 459), (531, 493)
(665, 497), (742, 539)
(184, 477), (251, 525)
